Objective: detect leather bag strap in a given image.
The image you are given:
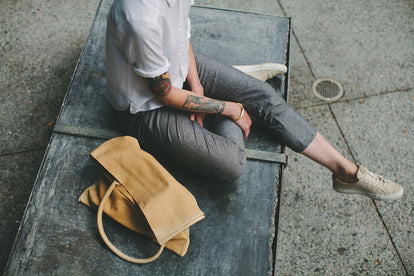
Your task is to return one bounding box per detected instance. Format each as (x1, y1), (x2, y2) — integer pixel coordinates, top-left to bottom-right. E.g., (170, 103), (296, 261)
(97, 181), (165, 263)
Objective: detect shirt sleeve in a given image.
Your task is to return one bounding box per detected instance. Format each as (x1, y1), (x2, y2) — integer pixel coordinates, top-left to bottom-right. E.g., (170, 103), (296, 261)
(187, 18), (191, 40)
(121, 18), (170, 78)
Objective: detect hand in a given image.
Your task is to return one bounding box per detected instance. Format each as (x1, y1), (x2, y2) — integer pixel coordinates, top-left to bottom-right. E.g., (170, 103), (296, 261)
(234, 109), (252, 139)
(190, 112), (206, 126)
(189, 83), (205, 126)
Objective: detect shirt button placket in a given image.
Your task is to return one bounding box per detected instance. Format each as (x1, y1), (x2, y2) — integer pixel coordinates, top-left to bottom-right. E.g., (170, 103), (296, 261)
(177, 2), (187, 78)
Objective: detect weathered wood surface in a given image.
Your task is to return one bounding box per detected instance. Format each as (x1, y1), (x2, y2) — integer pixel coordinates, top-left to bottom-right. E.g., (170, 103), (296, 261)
(4, 1), (291, 275)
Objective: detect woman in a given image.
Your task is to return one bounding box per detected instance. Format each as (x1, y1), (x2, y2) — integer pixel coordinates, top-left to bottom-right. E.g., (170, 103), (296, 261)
(105, 0), (403, 201)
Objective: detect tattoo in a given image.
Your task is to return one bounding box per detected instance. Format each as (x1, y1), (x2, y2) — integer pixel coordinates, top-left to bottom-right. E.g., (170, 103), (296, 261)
(182, 94), (226, 114)
(147, 73), (172, 96)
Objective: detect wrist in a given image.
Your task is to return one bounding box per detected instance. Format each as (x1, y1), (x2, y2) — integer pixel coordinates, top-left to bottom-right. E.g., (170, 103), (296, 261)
(192, 84), (204, 95)
(232, 103), (244, 122)
(223, 102), (244, 121)
(187, 78), (203, 93)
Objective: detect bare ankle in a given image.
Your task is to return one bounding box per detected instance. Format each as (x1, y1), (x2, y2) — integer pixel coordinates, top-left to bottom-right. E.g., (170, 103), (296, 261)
(334, 164), (358, 183)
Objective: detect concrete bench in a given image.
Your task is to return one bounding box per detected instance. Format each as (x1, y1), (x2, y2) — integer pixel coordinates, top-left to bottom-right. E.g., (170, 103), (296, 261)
(4, 2), (291, 275)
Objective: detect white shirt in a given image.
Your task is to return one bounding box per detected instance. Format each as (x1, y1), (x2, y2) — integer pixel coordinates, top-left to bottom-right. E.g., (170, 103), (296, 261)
(105, 0), (193, 113)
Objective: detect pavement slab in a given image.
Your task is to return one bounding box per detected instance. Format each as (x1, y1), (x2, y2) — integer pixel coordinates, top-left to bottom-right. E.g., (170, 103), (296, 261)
(330, 90), (414, 273)
(278, 0), (414, 100)
(0, 0), (100, 272)
(275, 104), (406, 275)
(286, 35), (323, 108)
(0, 149), (45, 271)
(0, 0), (100, 154)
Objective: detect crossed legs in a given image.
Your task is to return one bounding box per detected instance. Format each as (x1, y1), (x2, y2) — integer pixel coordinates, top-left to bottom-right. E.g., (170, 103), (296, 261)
(196, 53), (358, 182)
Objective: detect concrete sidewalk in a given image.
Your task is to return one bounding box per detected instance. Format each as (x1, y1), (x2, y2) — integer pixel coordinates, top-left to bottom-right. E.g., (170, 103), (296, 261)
(1, 0), (412, 274)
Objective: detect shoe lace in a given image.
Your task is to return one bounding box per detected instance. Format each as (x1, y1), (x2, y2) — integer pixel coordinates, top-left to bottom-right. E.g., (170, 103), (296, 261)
(364, 169), (387, 190)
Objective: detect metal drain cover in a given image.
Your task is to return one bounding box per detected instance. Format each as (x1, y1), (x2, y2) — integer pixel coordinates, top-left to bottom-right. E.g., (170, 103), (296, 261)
(312, 77), (344, 101)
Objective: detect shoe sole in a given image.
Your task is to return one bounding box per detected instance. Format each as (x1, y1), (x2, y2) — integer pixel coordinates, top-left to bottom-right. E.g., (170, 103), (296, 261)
(233, 63), (287, 74)
(333, 186), (404, 201)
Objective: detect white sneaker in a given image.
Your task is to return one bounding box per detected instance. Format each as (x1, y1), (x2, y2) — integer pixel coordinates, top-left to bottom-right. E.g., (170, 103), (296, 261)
(233, 63), (287, 81)
(333, 166), (403, 201)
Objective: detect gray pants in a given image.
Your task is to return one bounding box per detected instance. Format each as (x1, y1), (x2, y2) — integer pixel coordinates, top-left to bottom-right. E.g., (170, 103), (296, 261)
(115, 53), (316, 180)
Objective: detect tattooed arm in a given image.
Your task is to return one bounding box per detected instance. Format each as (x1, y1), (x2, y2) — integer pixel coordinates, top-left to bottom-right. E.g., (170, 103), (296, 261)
(147, 72), (233, 115)
(146, 72), (252, 138)
(186, 41), (205, 125)
(182, 94), (225, 113)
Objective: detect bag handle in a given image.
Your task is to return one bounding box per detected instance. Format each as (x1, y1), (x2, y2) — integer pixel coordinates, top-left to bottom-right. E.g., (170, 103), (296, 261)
(97, 181), (165, 263)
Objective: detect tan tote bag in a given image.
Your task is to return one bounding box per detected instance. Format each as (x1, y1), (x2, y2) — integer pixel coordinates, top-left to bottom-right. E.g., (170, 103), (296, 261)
(79, 136), (205, 263)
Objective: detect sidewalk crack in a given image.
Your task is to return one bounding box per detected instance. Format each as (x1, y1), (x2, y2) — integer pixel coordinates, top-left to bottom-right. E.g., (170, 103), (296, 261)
(328, 104), (409, 275)
(372, 200), (410, 275)
(277, 0), (315, 79)
(0, 147), (46, 157)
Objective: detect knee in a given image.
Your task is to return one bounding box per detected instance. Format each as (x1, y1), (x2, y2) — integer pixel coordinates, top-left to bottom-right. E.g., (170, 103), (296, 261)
(221, 163), (246, 181)
(215, 150), (247, 181)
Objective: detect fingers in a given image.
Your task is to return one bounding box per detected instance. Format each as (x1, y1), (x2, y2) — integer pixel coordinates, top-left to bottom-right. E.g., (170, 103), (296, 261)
(196, 113), (205, 127)
(189, 113), (195, 121)
(236, 111), (252, 139)
(241, 124), (250, 139)
(243, 125), (250, 139)
(189, 112), (205, 127)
